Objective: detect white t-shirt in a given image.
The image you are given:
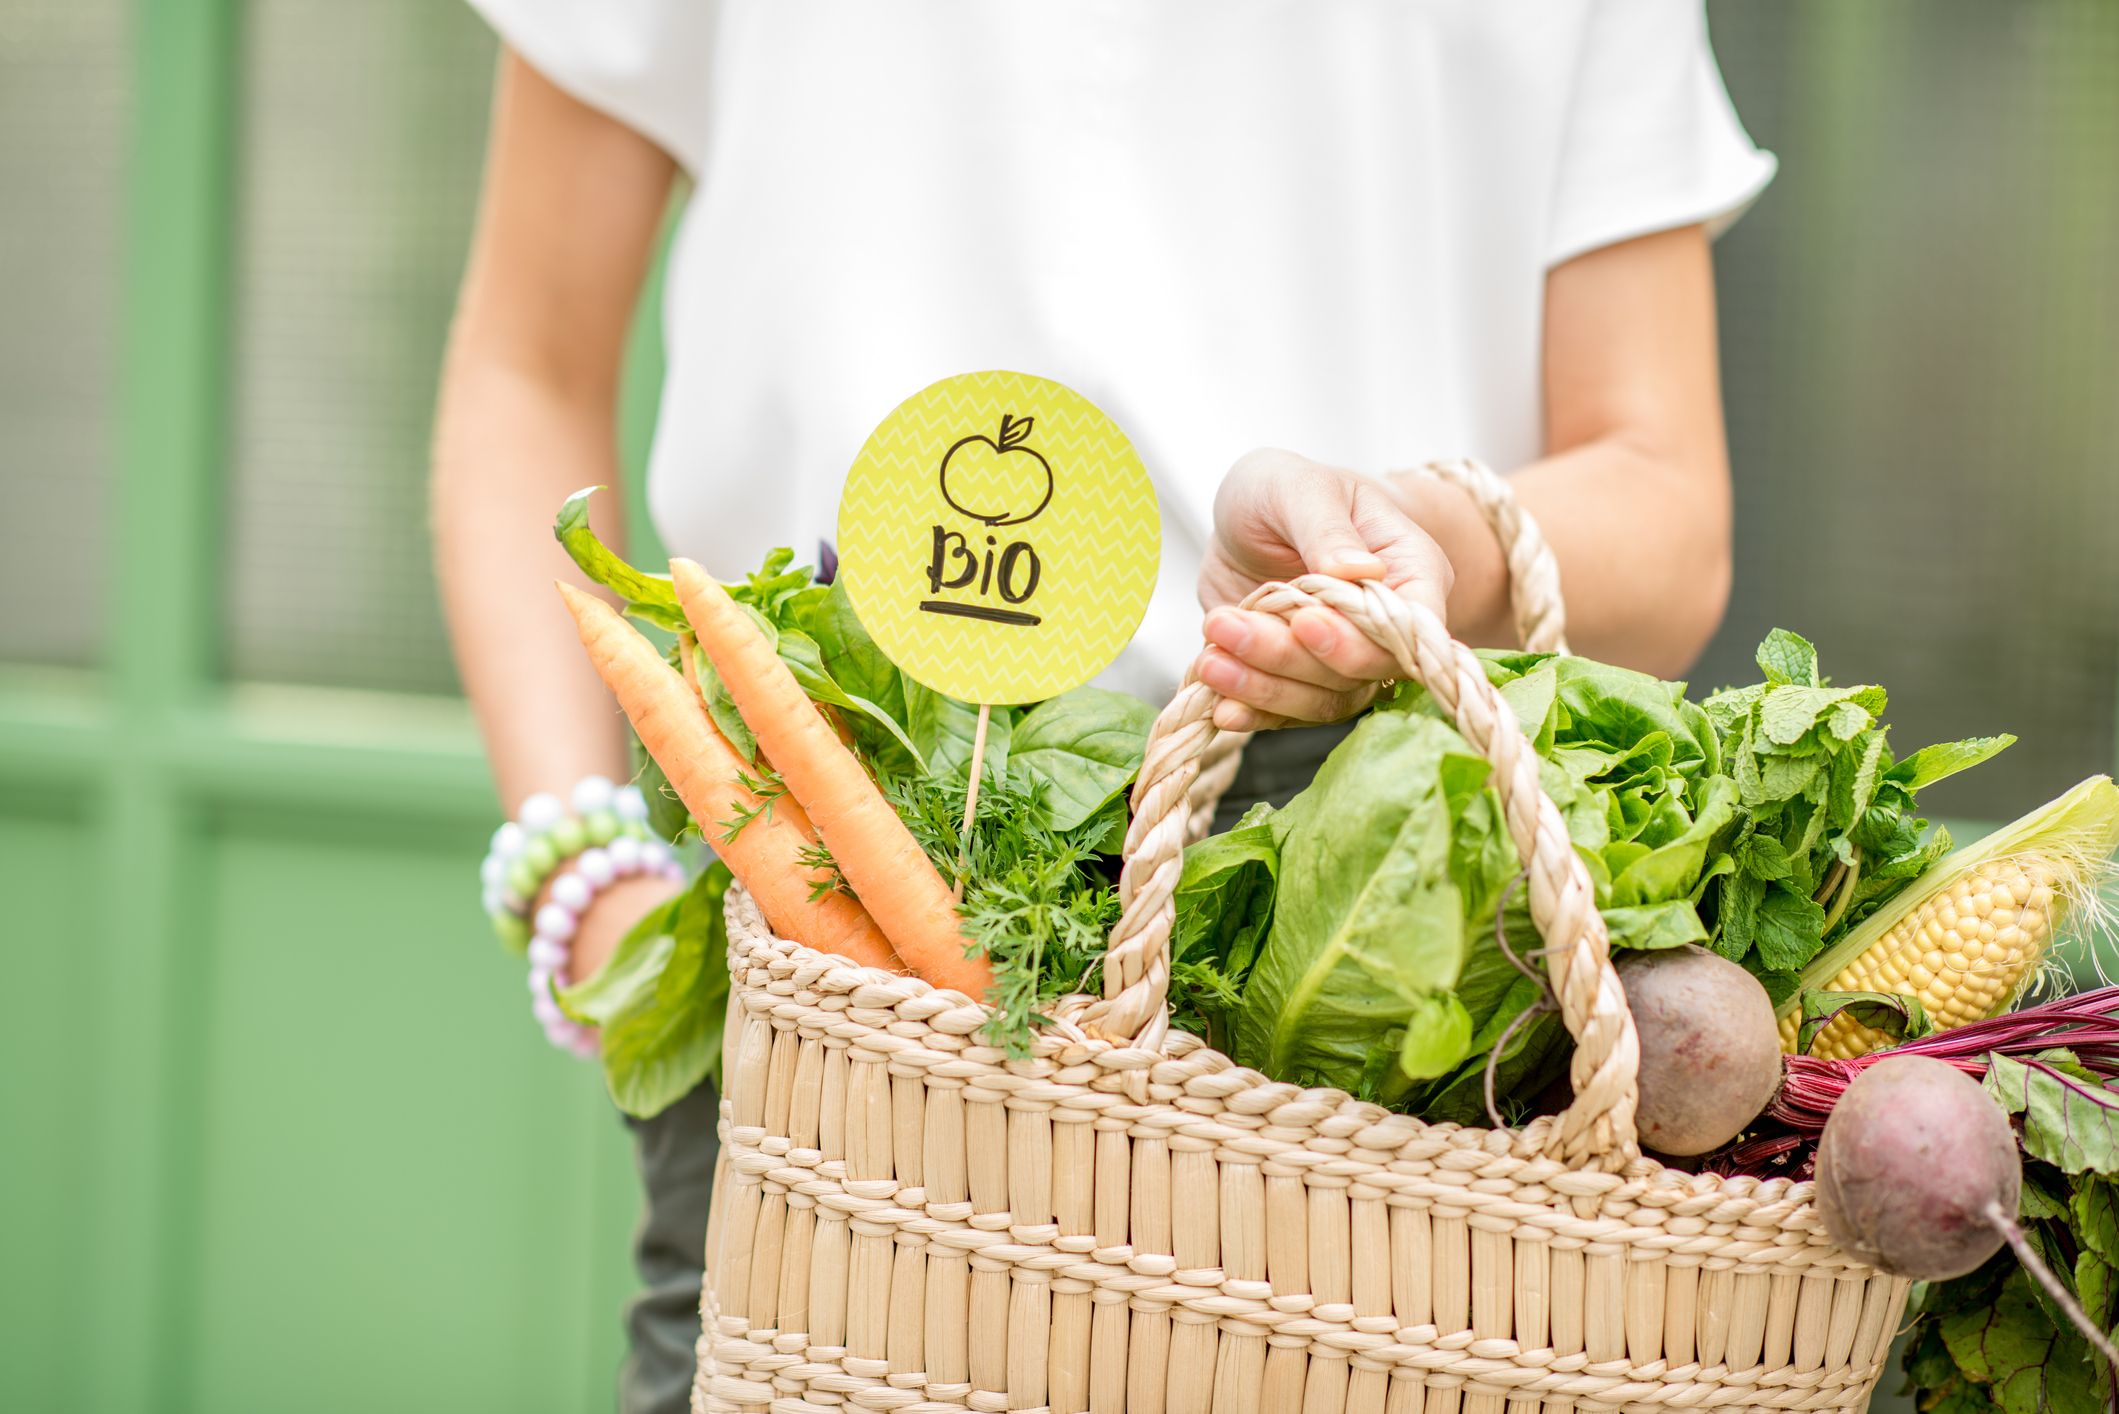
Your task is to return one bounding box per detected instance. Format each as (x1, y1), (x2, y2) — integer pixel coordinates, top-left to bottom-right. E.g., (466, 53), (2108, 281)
(474, 0), (1774, 704)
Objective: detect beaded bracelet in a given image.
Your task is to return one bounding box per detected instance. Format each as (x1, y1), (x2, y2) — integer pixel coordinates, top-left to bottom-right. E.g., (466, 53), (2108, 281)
(526, 835), (686, 1056)
(479, 776), (656, 951)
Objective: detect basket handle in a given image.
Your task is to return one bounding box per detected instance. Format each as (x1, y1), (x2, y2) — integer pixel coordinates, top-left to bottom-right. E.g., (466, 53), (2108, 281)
(1176, 460), (1570, 846)
(1077, 477), (1642, 1169)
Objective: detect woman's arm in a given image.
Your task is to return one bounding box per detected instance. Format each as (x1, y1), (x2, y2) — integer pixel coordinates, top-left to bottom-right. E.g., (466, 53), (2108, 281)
(433, 51), (680, 978)
(1406, 223), (1734, 674)
(1197, 224), (1733, 729)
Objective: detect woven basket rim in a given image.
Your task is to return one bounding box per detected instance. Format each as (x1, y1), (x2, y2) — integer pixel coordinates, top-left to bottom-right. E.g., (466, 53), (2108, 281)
(725, 883), (1850, 1257)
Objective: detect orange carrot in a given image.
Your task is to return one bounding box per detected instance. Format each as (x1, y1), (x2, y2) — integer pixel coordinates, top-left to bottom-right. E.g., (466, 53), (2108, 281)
(668, 558), (992, 998)
(558, 583), (902, 973)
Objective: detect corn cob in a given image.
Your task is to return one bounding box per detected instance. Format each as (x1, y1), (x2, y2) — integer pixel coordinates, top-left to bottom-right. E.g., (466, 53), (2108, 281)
(1778, 776), (2119, 1060)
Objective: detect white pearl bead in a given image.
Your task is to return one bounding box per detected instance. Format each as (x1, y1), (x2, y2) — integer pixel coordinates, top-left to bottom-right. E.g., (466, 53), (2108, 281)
(614, 785), (649, 823)
(534, 904), (577, 942)
(528, 937), (566, 972)
(571, 775), (616, 816)
(607, 835), (643, 874)
(639, 838), (671, 871)
(491, 821), (526, 858)
(518, 792), (565, 833)
(481, 883), (504, 916)
(527, 966), (553, 996)
(549, 872), (592, 912)
(480, 854), (503, 885)
(531, 990), (564, 1027)
(575, 848), (614, 887)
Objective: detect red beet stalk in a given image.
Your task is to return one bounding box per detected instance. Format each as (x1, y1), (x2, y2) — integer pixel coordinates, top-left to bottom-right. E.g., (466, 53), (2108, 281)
(1708, 986), (2119, 1177)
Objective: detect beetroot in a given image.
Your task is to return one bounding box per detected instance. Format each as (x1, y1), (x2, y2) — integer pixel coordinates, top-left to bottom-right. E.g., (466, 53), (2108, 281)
(1812, 1054), (2020, 1280)
(1618, 945), (1784, 1156)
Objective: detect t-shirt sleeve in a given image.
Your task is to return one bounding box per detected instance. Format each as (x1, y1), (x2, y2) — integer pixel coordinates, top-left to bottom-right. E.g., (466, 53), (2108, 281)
(468, 0), (713, 174)
(1545, 0), (1776, 268)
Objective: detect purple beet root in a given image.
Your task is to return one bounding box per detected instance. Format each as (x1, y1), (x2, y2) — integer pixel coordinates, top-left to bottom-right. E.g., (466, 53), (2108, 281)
(1813, 1053), (2020, 1280)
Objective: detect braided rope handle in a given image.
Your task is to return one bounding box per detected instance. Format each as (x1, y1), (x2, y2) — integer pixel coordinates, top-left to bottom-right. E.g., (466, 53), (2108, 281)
(1075, 544), (1641, 1169)
(1410, 459), (1568, 656)
(1176, 460), (1568, 846)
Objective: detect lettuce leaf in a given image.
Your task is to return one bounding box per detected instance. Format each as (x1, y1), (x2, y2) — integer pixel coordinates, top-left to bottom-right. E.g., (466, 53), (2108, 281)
(1234, 714), (1484, 1091)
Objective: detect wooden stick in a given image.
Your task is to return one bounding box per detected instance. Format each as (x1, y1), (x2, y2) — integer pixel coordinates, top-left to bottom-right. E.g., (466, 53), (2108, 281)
(953, 701), (993, 901)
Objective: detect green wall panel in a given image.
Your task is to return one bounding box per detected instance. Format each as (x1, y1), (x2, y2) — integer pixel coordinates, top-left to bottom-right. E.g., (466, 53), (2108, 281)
(178, 819), (638, 1413)
(0, 808), (98, 1407)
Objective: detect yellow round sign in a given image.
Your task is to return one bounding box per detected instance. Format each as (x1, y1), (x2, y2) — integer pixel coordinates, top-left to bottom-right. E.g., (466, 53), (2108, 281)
(837, 370), (1160, 705)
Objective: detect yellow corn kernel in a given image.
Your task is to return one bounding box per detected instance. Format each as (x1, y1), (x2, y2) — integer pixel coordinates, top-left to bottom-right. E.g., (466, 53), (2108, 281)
(1776, 776), (2119, 1061)
(1779, 859), (2058, 1060)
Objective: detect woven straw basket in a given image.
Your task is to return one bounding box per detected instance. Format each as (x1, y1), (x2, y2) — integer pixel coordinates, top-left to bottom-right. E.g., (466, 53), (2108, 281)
(696, 463), (1909, 1413)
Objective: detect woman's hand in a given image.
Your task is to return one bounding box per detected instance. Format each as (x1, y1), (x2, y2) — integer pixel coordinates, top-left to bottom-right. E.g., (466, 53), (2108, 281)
(1195, 449), (1454, 733)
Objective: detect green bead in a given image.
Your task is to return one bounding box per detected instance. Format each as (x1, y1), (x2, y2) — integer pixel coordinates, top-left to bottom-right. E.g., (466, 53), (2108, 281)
(584, 810), (621, 845)
(549, 817), (588, 857)
(506, 858), (539, 899)
(522, 835), (560, 876)
(492, 911), (531, 954)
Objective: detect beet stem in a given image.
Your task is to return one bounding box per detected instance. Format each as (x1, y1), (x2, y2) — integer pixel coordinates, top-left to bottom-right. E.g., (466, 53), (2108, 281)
(1985, 1198), (2119, 1372)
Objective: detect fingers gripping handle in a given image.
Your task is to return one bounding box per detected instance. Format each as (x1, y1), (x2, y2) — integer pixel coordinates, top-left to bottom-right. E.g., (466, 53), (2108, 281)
(1089, 576), (1641, 1168)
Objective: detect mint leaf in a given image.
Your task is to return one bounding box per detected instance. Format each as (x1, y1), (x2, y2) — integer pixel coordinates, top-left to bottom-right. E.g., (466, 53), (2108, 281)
(1891, 735), (2017, 791)
(1826, 699), (1869, 742)
(1755, 628), (1819, 687)
(1752, 883), (1829, 972)
(1736, 831), (1793, 881)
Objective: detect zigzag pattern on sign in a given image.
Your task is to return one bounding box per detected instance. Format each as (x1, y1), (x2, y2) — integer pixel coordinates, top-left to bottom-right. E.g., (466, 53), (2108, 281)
(836, 370), (1159, 704)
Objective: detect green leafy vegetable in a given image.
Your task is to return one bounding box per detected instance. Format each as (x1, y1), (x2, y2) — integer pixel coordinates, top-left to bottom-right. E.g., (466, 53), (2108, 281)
(1007, 687), (1158, 831)
(1699, 632), (2011, 978)
(557, 862), (733, 1119)
(1794, 988), (1934, 1055)
(1985, 1051), (2119, 1176)
(553, 487), (687, 632)
(887, 773), (1119, 1055)
(1232, 714), (1497, 1093)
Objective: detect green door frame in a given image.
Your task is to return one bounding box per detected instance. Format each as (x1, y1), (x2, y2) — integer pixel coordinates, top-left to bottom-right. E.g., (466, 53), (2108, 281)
(0, 3), (669, 1408)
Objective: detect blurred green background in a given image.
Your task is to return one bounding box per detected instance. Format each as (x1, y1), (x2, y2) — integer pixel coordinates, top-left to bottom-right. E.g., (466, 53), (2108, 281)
(2, 1), (2113, 1409)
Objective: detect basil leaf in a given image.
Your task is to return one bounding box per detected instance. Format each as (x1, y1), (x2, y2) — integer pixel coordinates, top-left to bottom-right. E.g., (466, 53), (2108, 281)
(1008, 686), (1156, 831)
(904, 683), (1008, 783)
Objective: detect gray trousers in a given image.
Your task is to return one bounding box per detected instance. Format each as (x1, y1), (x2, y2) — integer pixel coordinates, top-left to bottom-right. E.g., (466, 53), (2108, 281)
(615, 721), (1353, 1413)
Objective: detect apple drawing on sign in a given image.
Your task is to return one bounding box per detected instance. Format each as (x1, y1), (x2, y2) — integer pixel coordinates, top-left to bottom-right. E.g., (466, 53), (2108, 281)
(938, 414), (1053, 526)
